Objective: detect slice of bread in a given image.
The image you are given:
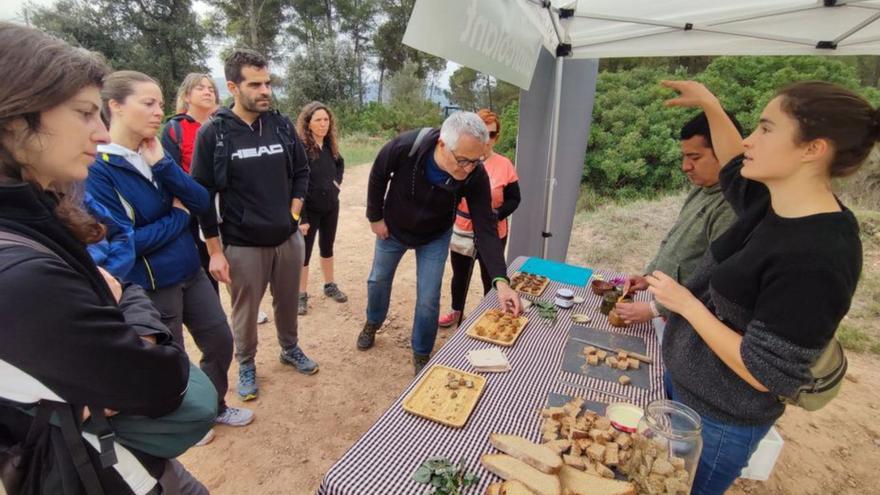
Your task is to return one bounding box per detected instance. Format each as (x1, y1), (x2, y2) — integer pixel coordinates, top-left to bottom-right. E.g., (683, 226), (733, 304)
(486, 482), (503, 495)
(481, 454), (562, 495)
(490, 434), (563, 474)
(558, 465), (636, 495)
(502, 480), (537, 495)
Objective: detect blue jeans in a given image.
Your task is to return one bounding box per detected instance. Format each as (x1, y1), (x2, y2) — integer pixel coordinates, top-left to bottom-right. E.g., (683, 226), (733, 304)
(665, 375), (773, 495)
(366, 230), (452, 356)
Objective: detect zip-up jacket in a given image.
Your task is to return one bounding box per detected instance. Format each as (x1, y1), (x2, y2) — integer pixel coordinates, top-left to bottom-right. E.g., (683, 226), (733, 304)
(86, 149), (210, 290)
(191, 107), (310, 247)
(302, 144), (344, 224)
(366, 128), (507, 281)
(84, 191), (135, 279)
(0, 182), (190, 494)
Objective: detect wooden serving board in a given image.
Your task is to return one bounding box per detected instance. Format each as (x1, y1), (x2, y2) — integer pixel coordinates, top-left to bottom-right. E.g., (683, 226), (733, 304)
(510, 271), (550, 297)
(402, 365), (487, 428)
(466, 309), (529, 347)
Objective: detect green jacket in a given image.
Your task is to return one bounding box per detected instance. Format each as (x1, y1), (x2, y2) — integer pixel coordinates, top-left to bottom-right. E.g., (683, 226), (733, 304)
(645, 184), (736, 316)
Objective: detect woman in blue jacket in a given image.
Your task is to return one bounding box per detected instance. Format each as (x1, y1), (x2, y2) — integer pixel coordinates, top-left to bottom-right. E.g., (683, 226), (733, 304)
(86, 71), (253, 436)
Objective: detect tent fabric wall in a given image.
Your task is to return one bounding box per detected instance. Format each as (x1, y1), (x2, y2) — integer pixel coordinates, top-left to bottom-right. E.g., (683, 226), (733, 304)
(507, 52), (599, 263)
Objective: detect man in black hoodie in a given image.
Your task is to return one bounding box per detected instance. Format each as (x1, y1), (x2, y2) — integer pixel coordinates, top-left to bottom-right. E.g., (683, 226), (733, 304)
(191, 50), (318, 402)
(357, 112), (522, 374)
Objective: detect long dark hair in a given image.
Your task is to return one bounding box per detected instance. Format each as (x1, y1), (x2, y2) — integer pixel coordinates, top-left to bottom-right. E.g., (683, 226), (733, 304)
(0, 22), (108, 243)
(777, 81), (880, 178)
(296, 101), (340, 160)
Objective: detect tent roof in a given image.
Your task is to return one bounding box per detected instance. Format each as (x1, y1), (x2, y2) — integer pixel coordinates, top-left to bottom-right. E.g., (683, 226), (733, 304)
(561, 0), (880, 58)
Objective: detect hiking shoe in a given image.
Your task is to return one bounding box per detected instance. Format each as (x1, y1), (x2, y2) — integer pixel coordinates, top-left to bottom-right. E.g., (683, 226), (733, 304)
(413, 353), (431, 375)
(438, 310), (462, 328)
(280, 345), (319, 375)
(195, 428), (215, 447)
(356, 322), (382, 350)
(257, 311), (269, 324)
(298, 293), (308, 315)
(215, 407), (254, 427)
(237, 363), (258, 401)
(324, 282), (348, 303)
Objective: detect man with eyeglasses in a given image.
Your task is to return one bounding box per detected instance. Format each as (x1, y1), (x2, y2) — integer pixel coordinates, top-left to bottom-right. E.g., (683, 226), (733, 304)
(357, 112), (523, 374)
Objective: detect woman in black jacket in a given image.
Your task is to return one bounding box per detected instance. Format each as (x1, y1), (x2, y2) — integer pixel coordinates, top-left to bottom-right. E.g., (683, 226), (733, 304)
(0, 23), (207, 494)
(295, 102), (347, 315)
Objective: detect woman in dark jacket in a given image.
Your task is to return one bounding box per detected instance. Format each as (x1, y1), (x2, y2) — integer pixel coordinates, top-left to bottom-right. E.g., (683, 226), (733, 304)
(295, 102), (347, 315)
(0, 22), (206, 494)
(86, 71), (252, 437)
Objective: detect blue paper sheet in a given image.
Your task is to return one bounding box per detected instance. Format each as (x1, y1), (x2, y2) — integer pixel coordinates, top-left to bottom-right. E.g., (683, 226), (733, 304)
(518, 257), (594, 287)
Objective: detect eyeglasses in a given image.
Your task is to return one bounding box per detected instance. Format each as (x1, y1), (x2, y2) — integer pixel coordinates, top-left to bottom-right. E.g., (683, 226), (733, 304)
(489, 131), (499, 139)
(451, 152), (483, 169)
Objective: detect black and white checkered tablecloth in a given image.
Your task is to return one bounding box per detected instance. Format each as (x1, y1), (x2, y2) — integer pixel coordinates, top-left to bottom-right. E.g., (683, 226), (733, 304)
(317, 257), (665, 495)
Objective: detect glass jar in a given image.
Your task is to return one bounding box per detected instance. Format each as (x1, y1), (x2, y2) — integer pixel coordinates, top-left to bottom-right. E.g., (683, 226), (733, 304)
(622, 400), (703, 495)
(599, 289), (622, 315)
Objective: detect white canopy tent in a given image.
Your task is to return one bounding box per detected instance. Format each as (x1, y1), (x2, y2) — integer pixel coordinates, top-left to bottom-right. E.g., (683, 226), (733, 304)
(404, 0), (880, 262)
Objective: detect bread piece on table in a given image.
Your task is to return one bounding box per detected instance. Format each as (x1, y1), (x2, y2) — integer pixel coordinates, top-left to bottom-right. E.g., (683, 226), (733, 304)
(617, 351), (628, 361)
(594, 462), (615, 479)
(481, 454), (562, 495)
(616, 360), (629, 371)
(615, 432), (632, 449)
(486, 482), (504, 495)
(587, 354), (600, 366)
(627, 358), (640, 370)
(501, 480), (537, 495)
(562, 454), (586, 470)
(618, 375), (631, 386)
(586, 442), (606, 462)
(490, 434), (563, 474)
(596, 350), (608, 360)
(558, 465), (636, 495)
(583, 345), (597, 355)
(541, 407), (567, 420)
(545, 439), (572, 455)
(604, 442), (620, 467)
(570, 429), (590, 440)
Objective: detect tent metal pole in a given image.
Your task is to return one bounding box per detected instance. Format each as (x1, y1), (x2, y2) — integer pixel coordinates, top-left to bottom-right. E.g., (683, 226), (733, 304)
(542, 54), (565, 259)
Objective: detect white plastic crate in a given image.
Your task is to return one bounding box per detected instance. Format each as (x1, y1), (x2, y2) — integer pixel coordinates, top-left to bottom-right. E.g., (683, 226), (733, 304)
(740, 426), (784, 481)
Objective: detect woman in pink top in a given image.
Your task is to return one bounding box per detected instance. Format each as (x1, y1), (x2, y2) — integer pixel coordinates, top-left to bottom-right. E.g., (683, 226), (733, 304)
(439, 109), (521, 327)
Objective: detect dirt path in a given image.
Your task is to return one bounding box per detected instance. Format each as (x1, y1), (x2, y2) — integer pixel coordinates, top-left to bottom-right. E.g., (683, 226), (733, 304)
(180, 163), (880, 494)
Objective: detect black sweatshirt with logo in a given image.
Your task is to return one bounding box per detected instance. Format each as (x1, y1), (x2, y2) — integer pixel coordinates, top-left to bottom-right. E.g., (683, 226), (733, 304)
(366, 128), (507, 281)
(191, 107), (309, 247)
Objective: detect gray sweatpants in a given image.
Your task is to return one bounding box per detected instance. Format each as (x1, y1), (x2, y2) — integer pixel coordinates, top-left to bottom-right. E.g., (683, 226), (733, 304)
(225, 232), (304, 365)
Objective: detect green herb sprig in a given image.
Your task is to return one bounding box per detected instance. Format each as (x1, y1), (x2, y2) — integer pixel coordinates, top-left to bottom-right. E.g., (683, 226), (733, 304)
(534, 300), (558, 322)
(412, 457), (479, 495)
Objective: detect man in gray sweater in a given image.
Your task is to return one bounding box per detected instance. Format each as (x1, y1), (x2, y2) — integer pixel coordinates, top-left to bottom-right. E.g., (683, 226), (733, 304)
(615, 112), (742, 334)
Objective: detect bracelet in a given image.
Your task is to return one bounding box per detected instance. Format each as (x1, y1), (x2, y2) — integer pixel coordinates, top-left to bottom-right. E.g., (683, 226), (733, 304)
(649, 300), (660, 318)
(492, 277), (508, 289)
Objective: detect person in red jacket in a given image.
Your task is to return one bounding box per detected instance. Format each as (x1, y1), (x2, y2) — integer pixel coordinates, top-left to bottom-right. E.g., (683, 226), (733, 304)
(161, 73), (219, 173)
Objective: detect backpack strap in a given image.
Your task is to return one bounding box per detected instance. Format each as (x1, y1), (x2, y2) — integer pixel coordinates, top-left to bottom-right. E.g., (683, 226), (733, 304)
(409, 127), (432, 158)
(167, 118), (184, 146)
(269, 110), (297, 182)
(211, 116), (230, 191)
(53, 403), (106, 495)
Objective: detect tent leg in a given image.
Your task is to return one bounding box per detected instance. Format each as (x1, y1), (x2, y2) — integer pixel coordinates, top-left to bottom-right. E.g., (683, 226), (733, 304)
(541, 55), (565, 259)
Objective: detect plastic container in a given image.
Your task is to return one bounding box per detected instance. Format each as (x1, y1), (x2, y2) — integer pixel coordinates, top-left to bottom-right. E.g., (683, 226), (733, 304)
(739, 427), (784, 481)
(623, 400), (703, 494)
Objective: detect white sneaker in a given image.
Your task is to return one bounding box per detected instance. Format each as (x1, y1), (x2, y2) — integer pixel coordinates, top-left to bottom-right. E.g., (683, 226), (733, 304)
(257, 311), (269, 324)
(215, 407), (255, 427)
(195, 428), (215, 447)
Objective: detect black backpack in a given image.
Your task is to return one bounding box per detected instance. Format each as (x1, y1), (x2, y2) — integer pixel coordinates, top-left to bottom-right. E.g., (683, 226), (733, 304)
(211, 109), (300, 192)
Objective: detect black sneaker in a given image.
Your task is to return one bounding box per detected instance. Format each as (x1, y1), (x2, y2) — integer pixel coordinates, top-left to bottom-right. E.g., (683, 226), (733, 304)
(324, 282), (348, 303)
(357, 322), (381, 350)
(413, 353), (431, 375)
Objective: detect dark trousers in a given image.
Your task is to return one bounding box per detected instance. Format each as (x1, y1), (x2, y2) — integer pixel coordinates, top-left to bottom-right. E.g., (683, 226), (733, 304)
(148, 269), (232, 413)
(190, 217), (217, 293)
(449, 236), (507, 312)
(303, 202), (340, 267)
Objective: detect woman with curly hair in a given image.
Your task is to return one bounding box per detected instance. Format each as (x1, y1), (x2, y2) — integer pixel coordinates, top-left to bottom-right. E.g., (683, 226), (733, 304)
(295, 101), (347, 315)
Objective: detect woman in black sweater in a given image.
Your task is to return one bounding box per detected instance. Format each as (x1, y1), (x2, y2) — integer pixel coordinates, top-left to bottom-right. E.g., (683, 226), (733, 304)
(648, 80), (868, 495)
(295, 102), (347, 315)
(0, 23), (206, 494)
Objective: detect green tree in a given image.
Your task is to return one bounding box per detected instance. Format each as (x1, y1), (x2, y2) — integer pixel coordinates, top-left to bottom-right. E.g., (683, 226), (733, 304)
(205, 0), (290, 60)
(282, 39), (358, 115)
(286, 0), (335, 47)
(31, 0), (208, 113)
(372, 0), (445, 102)
(336, 0), (379, 106)
(446, 66), (519, 112)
